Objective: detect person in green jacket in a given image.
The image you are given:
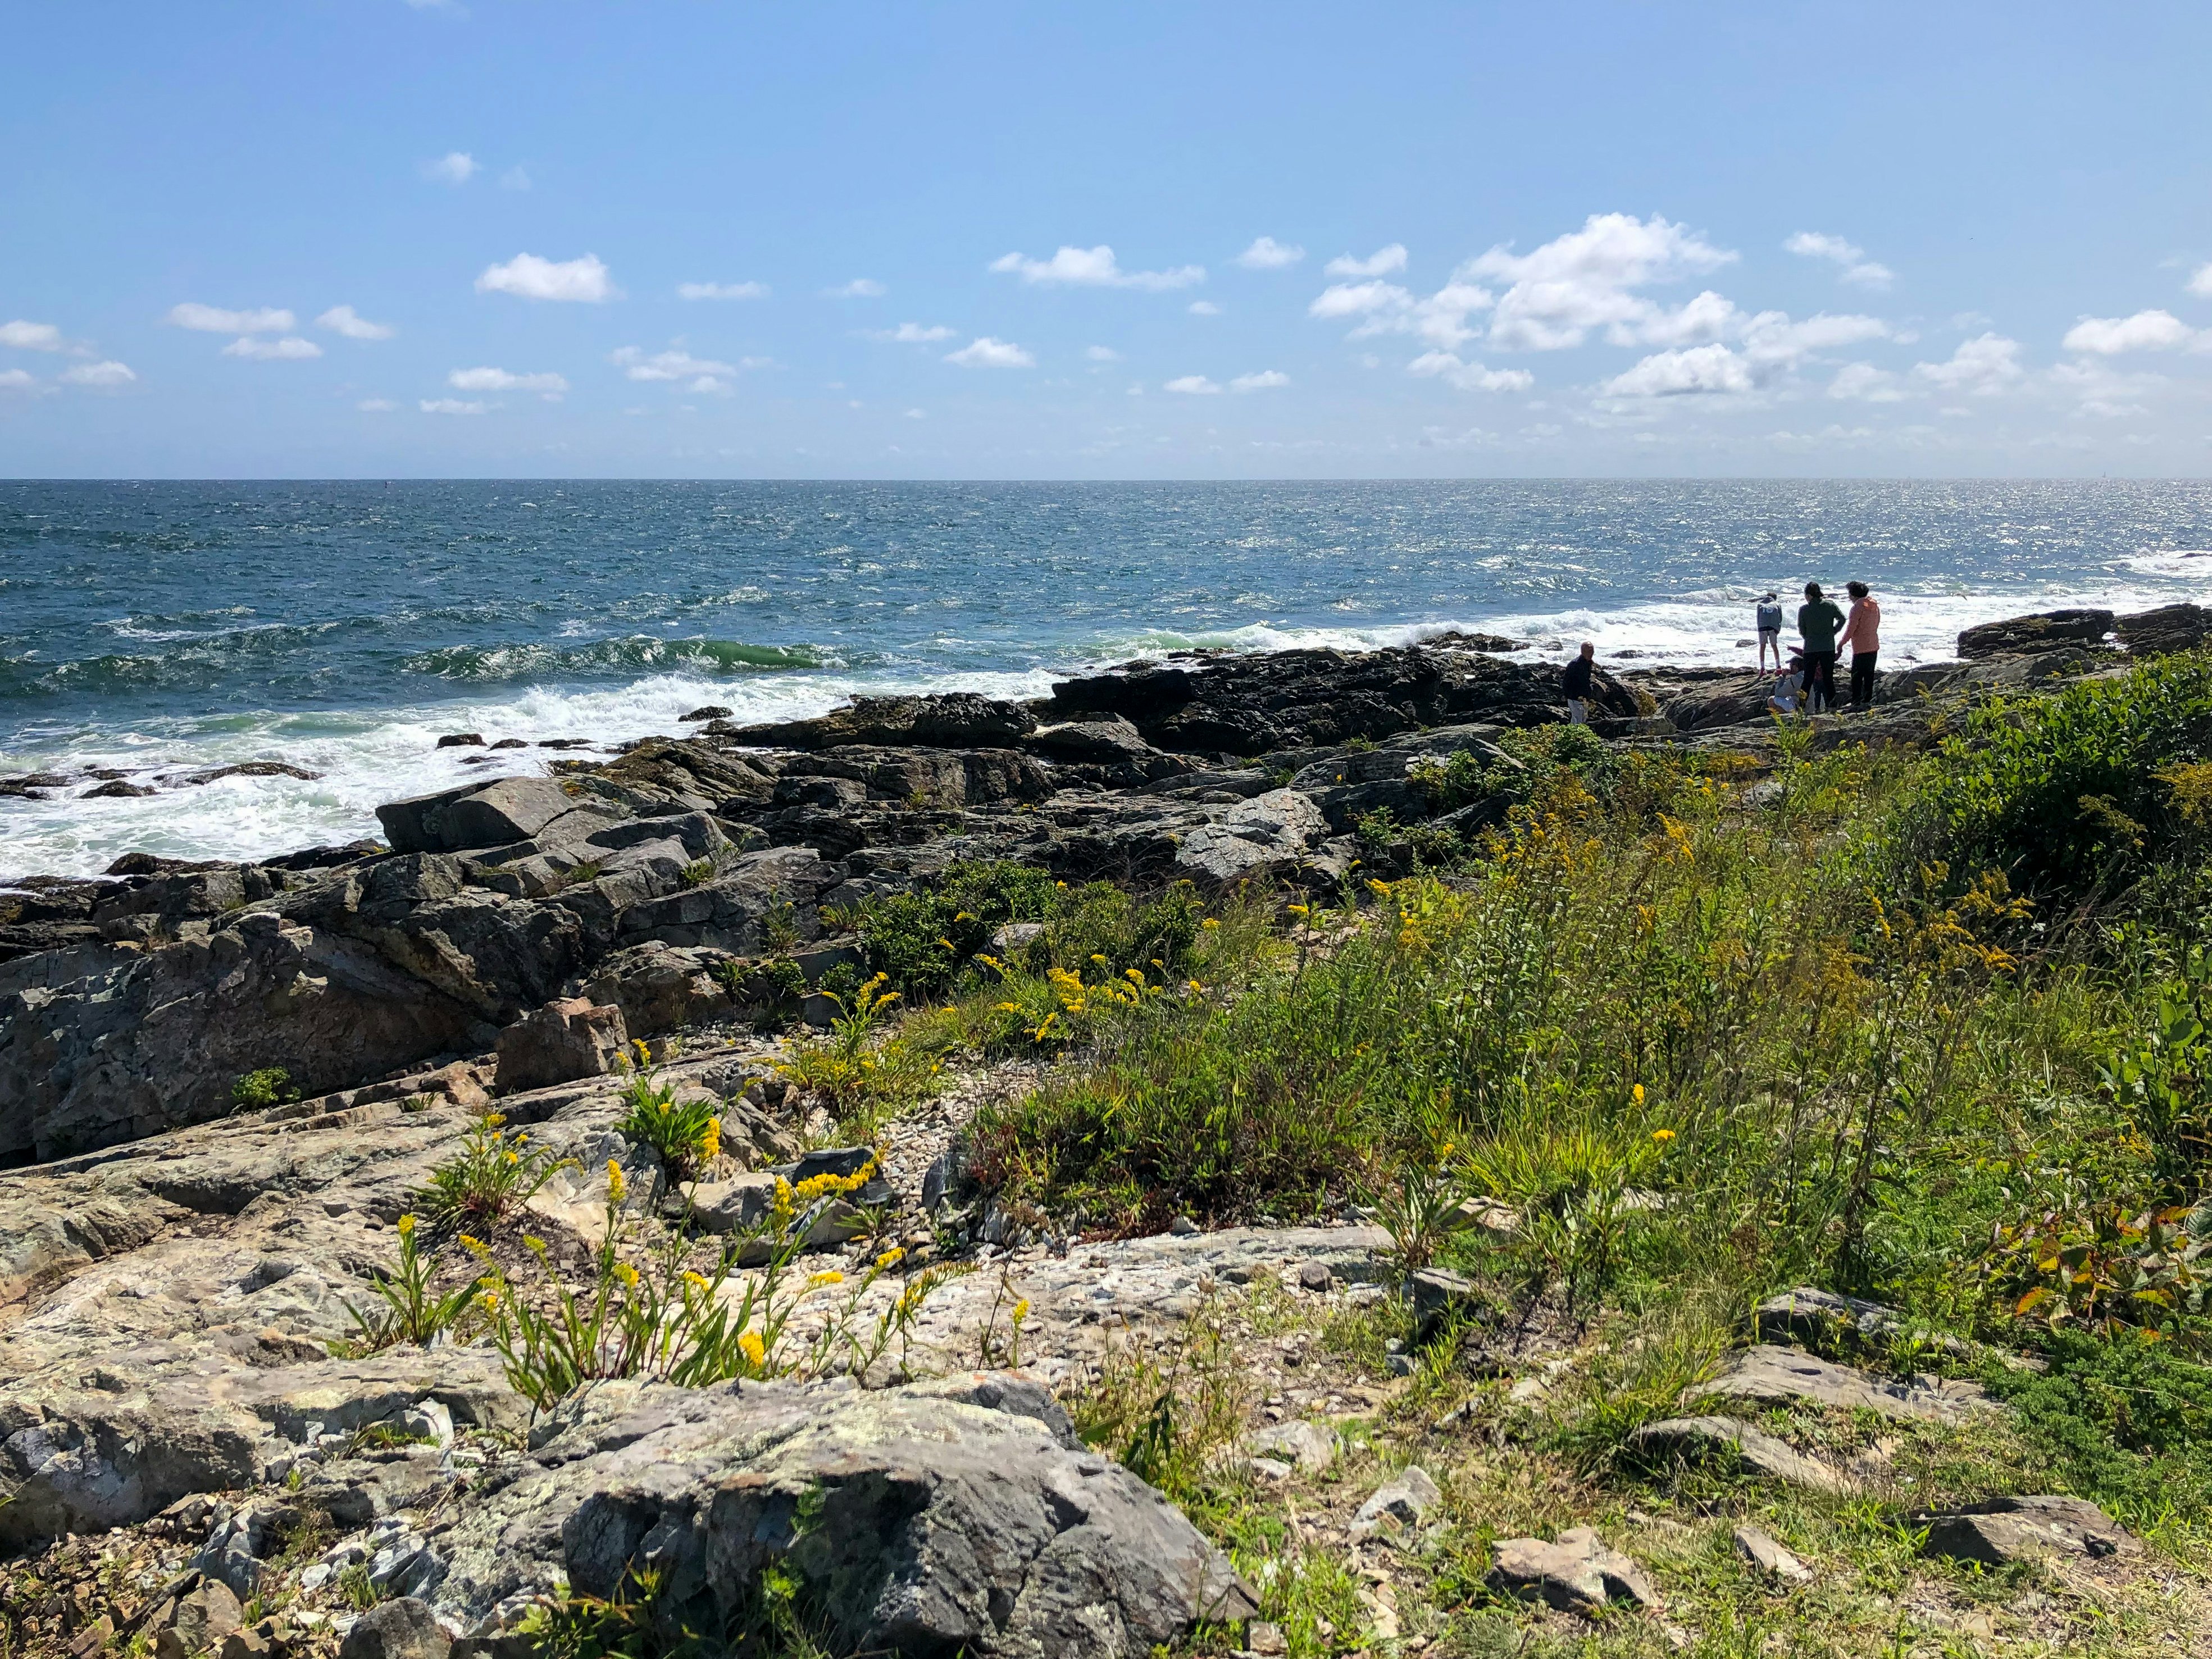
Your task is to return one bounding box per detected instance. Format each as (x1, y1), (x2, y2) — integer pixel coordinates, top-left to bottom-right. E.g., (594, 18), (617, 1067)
(1797, 582), (1845, 713)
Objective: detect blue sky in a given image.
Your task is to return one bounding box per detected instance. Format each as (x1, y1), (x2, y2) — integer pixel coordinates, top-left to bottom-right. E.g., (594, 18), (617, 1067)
(4, 1), (2210, 478)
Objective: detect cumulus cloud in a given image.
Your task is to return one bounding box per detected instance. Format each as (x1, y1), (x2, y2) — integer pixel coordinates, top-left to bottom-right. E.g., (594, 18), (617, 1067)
(420, 398), (486, 414)
(1085, 345), (1121, 361)
(475, 253), (616, 303)
(425, 151), (478, 185)
(608, 348), (740, 382)
(679, 281), (768, 301)
(316, 305), (395, 340)
(1325, 245), (1408, 278)
(1600, 343), (1757, 397)
(499, 166), (531, 191)
(1469, 214), (1737, 350)
(826, 279), (887, 298)
(1407, 352), (1535, 393)
(1784, 231), (1894, 289)
(222, 336), (322, 360)
(0, 368), (37, 390)
(2061, 309), (2202, 354)
(1164, 375), (1222, 394)
(1828, 362), (1904, 402)
(2188, 263), (2212, 299)
(1188, 300), (1221, 316)
(1230, 370), (1290, 391)
(61, 360), (135, 387)
(863, 323), (954, 343)
(169, 303), (294, 334)
(1235, 236), (1305, 270)
(0, 320), (65, 352)
(989, 245), (1204, 291)
(944, 336), (1034, 368)
(1308, 280), (1412, 320)
(1913, 333), (2023, 394)
(449, 366), (567, 395)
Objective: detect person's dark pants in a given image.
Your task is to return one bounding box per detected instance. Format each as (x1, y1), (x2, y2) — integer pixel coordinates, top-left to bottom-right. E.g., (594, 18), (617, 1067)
(1850, 651), (1878, 710)
(1804, 652), (1837, 712)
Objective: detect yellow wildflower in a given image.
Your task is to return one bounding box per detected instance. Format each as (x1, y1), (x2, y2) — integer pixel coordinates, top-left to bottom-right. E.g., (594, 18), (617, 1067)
(1201, 918), (1219, 929)
(1012, 1298), (1031, 1321)
(996, 1001), (1019, 1013)
(524, 1234), (547, 1254)
(876, 1246), (905, 1269)
(807, 1269), (846, 1288)
(613, 1261), (640, 1288)
(505, 1150), (520, 1165)
(1632, 1083), (1646, 1105)
(1124, 967), (1144, 985)
(459, 1233), (488, 1255)
(698, 1116), (722, 1163)
(1187, 979), (1203, 993)
(738, 1329), (766, 1367)
(606, 1160), (626, 1202)
(1286, 903), (1308, 917)
(397, 1213), (416, 1238)
(1090, 953), (1108, 965)
(682, 1270), (711, 1291)
(1652, 1128), (1676, 1143)
(480, 1289), (499, 1312)
(484, 1111), (507, 1128)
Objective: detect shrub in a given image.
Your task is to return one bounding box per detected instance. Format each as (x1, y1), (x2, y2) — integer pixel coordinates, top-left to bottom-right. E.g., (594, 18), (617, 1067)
(231, 1068), (298, 1110)
(615, 1061), (722, 1187)
(859, 860), (1062, 993)
(416, 1111), (574, 1229)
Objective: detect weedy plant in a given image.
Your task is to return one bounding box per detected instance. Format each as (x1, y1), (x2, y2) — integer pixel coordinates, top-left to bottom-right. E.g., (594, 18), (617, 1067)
(614, 1049), (722, 1190)
(415, 1110), (574, 1229)
(333, 1211), (483, 1355)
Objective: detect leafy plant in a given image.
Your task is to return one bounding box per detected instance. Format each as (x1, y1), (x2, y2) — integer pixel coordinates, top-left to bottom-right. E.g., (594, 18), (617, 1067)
(615, 1059), (722, 1187)
(416, 1110), (574, 1229)
(334, 1211), (483, 1354)
(231, 1067), (298, 1110)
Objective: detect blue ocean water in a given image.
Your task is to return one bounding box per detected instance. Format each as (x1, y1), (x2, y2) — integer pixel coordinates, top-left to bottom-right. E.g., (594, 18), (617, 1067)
(5, 478), (2211, 877)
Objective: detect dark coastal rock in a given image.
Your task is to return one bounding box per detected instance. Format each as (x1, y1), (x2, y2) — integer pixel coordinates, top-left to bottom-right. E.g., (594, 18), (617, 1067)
(1956, 609), (2115, 659)
(435, 733), (485, 748)
(677, 704), (732, 722)
(1918, 1496), (2141, 1566)
(377, 776), (584, 855)
(493, 996), (629, 1094)
(2115, 602), (2212, 657)
(171, 762), (325, 786)
(82, 780), (157, 799)
(727, 692), (1038, 751)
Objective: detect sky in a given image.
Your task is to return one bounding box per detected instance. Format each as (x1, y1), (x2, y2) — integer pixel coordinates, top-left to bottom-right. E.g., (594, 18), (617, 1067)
(4, 1), (2211, 480)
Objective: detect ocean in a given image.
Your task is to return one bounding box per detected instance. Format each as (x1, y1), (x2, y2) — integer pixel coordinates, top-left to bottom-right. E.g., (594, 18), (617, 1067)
(5, 478), (2211, 879)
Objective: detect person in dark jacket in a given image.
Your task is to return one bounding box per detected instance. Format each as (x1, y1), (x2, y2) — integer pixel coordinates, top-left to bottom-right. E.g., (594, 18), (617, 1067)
(1562, 641), (1596, 723)
(1797, 582), (1845, 713)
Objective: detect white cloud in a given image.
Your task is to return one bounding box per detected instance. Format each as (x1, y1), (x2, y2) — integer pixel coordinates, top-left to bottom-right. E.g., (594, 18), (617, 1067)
(475, 253), (616, 303)
(425, 151), (478, 185)
(1600, 343), (1757, 397)
(1406, 351), (1534, 392)
(316, 304), (395, 340)
(1307, 276), (1494, 350)
(0, 320), (65, 352)
(61, 360), (135, 387)
(1188, 300), (1221, 316)
(1784, 231), (1894, 289)
(1740, 310), (1890, 364)
(222, 336), (322, 360)
(1164, 375), (1222, 394)
(0, 368), (37, 390)
(988, 245), (1204, 291)
(1236, 236), (1305, 270)
(1308, 280), (1411, 320)
(1468, 213), (1736, 350)
(1085, 345), (1120, 361)
(420, 398), (486, 414)
(449, 366), (567, 395)
(168, 303), (294, 334)
(863, 322), (954, 343)
(499, 166), (531, 191)
(944, 336), (1034, 368)
(826, 279), (886, 298)
(1230, 370), (1291, 391)
(2187, 263), (2212, 299)
(904, 408), (925, 419)
(2061, 309), (2201, 354)
(357, 398), (399, 412)
(679, 281), (770, 301)
(609, 347), (740, 382)
(1913, 332), (2023, 394)
(1326, 244), (1408, 278)
(1828, 362), (1904, 402)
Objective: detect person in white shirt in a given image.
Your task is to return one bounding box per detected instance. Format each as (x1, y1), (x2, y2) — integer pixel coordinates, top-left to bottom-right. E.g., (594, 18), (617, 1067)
(1754, 592), (1785, 679)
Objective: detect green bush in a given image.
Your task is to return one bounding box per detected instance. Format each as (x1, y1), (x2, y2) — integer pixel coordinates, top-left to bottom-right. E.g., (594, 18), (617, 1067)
(1986, 1328), (2212, 1526)
(231, 1068), (298, 1110)
(859, 860), (1062, 993)
(1888, 651), (2212, 896)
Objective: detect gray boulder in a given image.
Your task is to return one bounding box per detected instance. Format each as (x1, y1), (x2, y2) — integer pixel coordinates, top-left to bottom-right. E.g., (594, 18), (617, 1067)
(1627, 1416), (1855, 1494)
(1691, 1345), (1991, 1424)
(1173, 790), (1329, 887)
(1919, 1495), (2141, 1566)
(340, 1598), (452, 1659)
(378, 777), (585, 855)
(431, 1374), (1258, 1657)
(1956, 608), (2115, 659)
(727, 692), (1038, 751)
(493, 998), (630, 1094)
(1487, 1528), (1658, 1615)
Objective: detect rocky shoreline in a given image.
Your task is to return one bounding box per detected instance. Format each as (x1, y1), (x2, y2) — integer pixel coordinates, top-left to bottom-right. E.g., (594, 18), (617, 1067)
(3, 607), (2207, 1659)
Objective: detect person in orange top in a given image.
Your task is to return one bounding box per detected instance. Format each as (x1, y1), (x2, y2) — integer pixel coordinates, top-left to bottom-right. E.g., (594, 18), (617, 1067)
(1840, 580), (1882, 710)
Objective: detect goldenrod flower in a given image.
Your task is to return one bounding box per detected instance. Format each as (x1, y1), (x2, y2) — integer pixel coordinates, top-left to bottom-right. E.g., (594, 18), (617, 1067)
(807, 1269), (845, 1288)
(1286, 904), (1309, 917)
(1632, 1083), (1646, 1105)
(480, 1289), (499, 1312)
(606, 1160), (626, 1202)
(397, 1213), (417, 1238)
(738, 1329), (766, 1367)
(698, 1116), (722, 1163)
(524, 1234), (547, 1254)
(459, 1233), (488, 1255)
(613, 1261), (640, 1288)
(876, 1247), (904, 1269)
(682, 1270), (710, 1291)
(1201, 918), (1219, 929)
(1652, 1128), (1676, 1143)
(484, 1111), (507, 1129)
(505, 1150), (520, 1165)
(1012, 1298), (1031, 1321)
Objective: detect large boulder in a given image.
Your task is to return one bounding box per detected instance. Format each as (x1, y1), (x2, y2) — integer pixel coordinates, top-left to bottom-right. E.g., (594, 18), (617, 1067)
(1173, 789), (1330, 887)
(1955, 609), (2114, 659)
(2115, 602), (2212, 657)
(1918, 1495), (2141, 1566)
(493, 997), (630, 1094)
(726, 694), (1038, 752)
(431, 1373), (1258, 1656)
(377, 777), (584, 855)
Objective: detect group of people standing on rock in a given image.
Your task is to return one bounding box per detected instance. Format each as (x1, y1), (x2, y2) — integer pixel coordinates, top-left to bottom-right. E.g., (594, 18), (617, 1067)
(1555, 580), (1883, 725)
(1756, 581), (1881, 715)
